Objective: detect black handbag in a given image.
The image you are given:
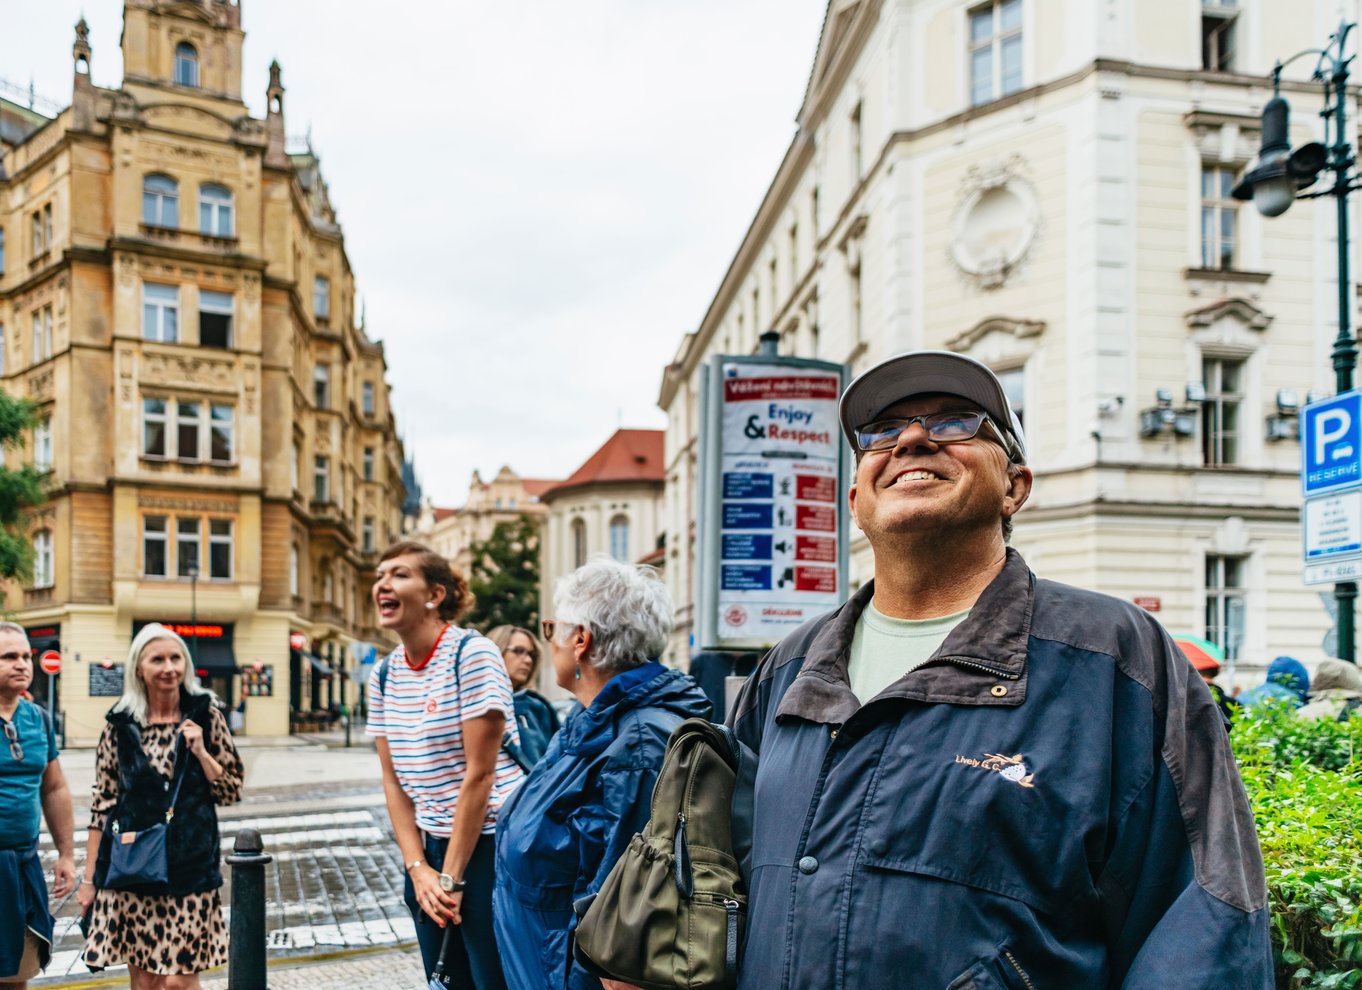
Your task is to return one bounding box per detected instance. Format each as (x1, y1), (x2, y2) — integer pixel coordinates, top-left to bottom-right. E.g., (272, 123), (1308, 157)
(104, 732), (187, 891)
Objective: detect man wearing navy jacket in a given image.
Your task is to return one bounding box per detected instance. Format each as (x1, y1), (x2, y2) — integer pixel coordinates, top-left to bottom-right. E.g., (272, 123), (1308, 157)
(729, 351), (1272, 988)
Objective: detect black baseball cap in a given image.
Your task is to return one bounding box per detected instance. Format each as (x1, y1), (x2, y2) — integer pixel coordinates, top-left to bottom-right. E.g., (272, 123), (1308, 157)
(838, 350), (1028, 463)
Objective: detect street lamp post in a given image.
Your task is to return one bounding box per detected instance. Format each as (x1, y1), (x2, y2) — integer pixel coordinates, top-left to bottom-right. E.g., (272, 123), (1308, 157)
(1234, 20), (1360, 663)
(188, 564), (200, 668)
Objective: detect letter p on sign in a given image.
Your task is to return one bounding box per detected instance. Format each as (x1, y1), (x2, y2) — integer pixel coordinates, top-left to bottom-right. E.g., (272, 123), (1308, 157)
(1317, 409), (1352, 465)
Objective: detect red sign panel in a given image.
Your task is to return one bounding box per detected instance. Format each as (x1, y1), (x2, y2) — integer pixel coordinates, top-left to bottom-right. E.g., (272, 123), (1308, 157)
(796, 474), (836, 503)
(795, 536), (837, 563)
(38, 650), (61, 675)
(795, 504), (836, 532)
(723, 376), (840, 402)
(165, 623), (225, 638)
(794, 567), (837, 594)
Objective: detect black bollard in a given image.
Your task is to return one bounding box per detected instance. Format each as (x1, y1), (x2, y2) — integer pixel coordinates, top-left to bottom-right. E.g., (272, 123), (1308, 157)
(226, 826), (273, 990)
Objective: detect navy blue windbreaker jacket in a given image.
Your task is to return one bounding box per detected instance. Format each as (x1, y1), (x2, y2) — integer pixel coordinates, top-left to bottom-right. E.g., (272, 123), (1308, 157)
(493, 662), (711, 990)
(728, 549), (1272, 989)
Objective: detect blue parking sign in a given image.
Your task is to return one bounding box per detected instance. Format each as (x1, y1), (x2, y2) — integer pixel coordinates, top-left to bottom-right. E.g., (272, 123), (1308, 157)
(1302, 390), (1362, 496)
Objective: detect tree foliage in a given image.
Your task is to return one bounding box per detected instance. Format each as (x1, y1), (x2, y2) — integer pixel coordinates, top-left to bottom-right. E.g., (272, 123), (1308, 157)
(1233, 700), (1362, 988)
(0, 391), (43, 582)
(465, 515), (541, 633)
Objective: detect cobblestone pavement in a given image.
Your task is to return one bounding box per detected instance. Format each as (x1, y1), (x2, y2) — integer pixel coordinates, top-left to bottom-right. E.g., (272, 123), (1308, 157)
(33, 740), (425, 987)
(199, 948), (428, 989)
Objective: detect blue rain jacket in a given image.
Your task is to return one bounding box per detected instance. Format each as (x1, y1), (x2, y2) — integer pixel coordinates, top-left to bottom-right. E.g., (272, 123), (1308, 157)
(492, 662), (711, 990)
(729, 550), (1273, 989)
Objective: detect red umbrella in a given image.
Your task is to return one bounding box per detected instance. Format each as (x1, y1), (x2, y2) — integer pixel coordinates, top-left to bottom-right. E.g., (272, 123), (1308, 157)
(1173, 635), (1224, 672)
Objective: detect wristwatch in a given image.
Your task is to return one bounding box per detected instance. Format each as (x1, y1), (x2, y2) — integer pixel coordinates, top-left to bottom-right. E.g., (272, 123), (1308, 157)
(438, 873), (467, 893)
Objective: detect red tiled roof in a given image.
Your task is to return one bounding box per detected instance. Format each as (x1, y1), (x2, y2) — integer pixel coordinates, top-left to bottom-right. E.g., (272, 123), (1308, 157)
(520, 478), (560, 499)
(542, 430), (665, 500)
(432, 507), (459, 522)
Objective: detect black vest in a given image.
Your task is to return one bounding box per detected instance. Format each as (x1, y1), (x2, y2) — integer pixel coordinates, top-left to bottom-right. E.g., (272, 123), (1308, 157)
(94, 691), (223, 896)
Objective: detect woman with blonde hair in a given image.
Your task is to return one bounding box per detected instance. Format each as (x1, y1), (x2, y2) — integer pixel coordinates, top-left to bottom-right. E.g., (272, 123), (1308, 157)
(77, 623), (243, 989)
(485, 625), (560, 767)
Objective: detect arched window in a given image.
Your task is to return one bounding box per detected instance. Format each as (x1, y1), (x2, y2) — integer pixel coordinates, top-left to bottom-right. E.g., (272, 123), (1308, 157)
(199, 183), (233, 236)
(609, 514), (630, 562)
(32, 529), (53, 589)
(142, 174), (178, 228)
(571, 518), (587, 569)
(174, 42), (199, 87)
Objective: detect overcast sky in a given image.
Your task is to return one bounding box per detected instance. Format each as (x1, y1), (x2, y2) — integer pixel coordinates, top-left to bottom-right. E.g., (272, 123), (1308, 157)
(1, 0), (829, 504)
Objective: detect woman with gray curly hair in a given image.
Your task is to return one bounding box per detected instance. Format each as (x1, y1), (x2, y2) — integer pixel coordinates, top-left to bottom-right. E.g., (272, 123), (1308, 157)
(492, 558), (710, 990)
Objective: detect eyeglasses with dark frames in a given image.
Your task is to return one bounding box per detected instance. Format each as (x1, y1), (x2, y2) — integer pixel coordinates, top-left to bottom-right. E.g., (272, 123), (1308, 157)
(541, 619), (580, 642)
(854, 410), (1020, 461)
(3, 720), (22, 763)
(504, 645), (538, 659)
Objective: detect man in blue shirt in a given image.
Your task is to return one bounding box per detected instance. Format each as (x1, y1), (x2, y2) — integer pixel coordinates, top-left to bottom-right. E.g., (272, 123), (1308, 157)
(0, 622), (74, 988)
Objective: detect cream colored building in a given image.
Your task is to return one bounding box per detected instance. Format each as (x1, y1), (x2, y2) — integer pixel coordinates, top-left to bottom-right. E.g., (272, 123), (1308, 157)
(411, 466), (557, 575)
(0, 1), (404, 740)
(539, 430), (672, 662)
(660, 0), (1358, 682)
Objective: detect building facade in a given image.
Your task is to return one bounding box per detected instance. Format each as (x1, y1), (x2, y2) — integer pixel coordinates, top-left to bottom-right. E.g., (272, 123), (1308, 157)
(539, 429), (670, 663)
(409, 466), (557, 575)
(660, 0), (1358, 682)
(0, 0), (405, 740)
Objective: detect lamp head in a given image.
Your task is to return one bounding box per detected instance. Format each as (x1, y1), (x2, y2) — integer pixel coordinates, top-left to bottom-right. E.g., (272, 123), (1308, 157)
(1232, 94), (1298, 217)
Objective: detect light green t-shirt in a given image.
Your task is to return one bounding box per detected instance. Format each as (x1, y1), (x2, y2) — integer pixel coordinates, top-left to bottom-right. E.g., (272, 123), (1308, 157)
(847, 600), (971, 703)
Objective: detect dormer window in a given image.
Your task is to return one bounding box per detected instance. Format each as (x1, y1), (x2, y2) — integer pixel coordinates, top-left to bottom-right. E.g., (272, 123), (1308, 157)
(174, 42), (199, 87)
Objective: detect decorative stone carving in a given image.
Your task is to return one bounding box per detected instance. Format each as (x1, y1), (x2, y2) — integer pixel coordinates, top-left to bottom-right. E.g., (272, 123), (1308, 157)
(947, 316), (1046, 352)
(140, 351), (236, 392)
(118, 254), (137, 288)
(243, 362), (258, 414)
(27, 369), (54, 403)
(118, 348), (135, 402)
(242, 273), (260, 303)
(949, 156), (1041, 291)
(138, 495), (237, 513)
(1185, 298), (1273, 332)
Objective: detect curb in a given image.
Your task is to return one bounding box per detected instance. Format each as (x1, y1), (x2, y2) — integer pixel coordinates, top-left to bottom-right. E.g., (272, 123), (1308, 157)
(36, 942), (416, 989)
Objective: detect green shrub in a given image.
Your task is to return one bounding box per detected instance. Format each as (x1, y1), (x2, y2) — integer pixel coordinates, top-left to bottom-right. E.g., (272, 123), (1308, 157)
(1232, 701), (1362, 988)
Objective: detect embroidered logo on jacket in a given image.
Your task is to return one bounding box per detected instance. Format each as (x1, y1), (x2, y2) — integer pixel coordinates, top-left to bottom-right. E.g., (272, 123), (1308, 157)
(955, 752), (1035, 788)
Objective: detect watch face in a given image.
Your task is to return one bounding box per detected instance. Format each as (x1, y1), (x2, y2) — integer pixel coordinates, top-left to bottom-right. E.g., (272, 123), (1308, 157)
(439, 873), (454, 892)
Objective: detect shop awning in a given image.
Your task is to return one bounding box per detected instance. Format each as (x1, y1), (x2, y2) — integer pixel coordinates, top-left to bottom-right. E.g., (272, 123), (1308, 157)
(303, 651), (333, 677)
(189, 637), (237, 673)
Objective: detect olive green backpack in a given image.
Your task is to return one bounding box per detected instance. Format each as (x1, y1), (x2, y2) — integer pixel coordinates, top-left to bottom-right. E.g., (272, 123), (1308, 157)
(573, 717), (753, 989)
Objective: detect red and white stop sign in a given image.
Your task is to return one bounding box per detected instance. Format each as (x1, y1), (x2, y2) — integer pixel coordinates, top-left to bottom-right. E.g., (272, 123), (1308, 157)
(38, 650), (61, 675)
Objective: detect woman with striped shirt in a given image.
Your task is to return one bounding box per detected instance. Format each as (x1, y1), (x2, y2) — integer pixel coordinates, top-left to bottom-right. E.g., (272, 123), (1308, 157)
(367, 541), (525, 988)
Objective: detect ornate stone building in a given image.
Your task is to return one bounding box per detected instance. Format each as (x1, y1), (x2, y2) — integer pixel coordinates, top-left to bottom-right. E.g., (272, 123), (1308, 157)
(660, 0), (1355, 682)
(409, 466), (557, 575)
(0, 0), (405, 739)
(539, 429), (670, 661)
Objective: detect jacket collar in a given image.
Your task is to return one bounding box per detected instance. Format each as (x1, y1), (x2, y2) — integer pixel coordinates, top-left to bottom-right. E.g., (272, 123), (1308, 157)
(108, 687), (215, 727)
(776, 548), (1035, 726)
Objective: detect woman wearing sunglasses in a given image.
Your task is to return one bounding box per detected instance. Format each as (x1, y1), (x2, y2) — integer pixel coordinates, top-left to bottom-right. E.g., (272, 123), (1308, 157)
(492, 558), (710, 990)
(485, 626), (560, 768)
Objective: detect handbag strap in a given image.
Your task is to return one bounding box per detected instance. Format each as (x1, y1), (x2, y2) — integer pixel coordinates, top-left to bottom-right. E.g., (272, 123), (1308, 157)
(164, 732), (189, 823)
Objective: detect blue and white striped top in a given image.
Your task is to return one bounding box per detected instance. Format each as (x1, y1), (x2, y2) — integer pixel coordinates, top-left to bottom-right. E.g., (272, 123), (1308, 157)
(367, 625), (524, 836)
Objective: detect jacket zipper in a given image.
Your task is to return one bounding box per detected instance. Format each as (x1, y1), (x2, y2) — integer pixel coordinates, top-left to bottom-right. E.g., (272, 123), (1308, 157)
(937, 657), (1022, 680)
(1003, 950), (1035, 990)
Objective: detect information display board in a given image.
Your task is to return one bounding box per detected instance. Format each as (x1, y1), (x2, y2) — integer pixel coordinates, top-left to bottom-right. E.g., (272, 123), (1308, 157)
(89, 663), (125, 697)
(697, 356), (849, 650)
